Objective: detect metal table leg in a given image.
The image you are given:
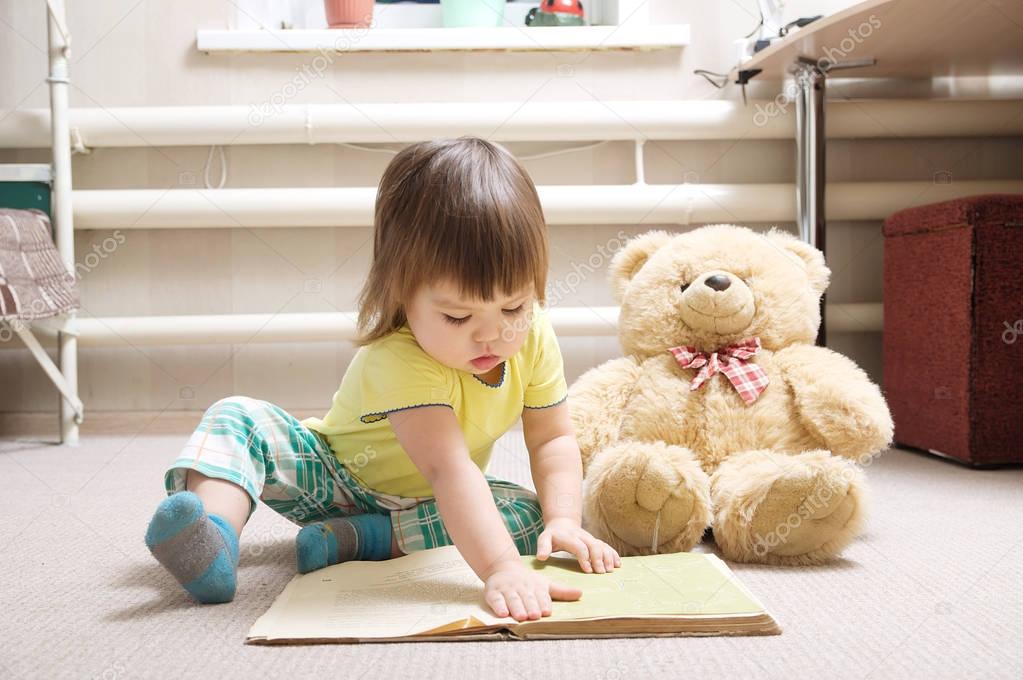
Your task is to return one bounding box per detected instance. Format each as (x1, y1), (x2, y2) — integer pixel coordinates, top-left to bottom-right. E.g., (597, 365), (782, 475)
(790, 56), (876, 348)
(792, 57), (827, 347)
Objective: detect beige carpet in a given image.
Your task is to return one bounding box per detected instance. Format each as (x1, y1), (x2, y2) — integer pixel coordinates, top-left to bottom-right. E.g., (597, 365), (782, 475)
(1, 429), (1020, 680)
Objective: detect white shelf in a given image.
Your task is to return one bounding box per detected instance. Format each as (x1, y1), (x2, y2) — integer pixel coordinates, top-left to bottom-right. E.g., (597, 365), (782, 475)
(0, 164), (52, 182)
(195, 25), (689, 53)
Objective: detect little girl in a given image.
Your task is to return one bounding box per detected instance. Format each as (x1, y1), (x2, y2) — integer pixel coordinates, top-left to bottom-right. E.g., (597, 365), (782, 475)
(144, 136), (620, 622)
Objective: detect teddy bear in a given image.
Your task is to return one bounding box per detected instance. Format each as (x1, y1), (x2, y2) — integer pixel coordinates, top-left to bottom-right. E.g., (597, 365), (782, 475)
(568, 224), (894, 565)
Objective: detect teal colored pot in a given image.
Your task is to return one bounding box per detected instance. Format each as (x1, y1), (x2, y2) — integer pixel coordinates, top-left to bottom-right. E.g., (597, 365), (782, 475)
(440, 0), (505, 27)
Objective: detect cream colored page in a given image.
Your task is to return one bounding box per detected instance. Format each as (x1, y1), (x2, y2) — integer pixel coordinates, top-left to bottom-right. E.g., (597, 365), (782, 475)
(251, 546), (512, 640)
(522, 550), (765, 621)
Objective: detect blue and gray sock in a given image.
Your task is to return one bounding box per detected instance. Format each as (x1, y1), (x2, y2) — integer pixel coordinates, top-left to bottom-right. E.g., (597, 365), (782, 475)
(295, 513), (393, 574)
(144, 491), (240, 604)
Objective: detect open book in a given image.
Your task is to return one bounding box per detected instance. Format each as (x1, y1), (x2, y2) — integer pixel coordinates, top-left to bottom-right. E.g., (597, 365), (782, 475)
(247, 544), (780, 644)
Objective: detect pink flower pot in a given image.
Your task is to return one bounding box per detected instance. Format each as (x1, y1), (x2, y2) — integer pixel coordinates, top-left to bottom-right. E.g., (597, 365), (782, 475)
(324, 0), (375, 28)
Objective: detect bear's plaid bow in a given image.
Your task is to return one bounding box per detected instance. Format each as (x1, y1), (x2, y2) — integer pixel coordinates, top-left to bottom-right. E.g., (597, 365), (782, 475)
(667, 337), (769, 405)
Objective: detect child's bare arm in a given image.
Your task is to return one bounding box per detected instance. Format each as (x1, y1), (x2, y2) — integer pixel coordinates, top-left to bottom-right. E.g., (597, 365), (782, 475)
(387, 405), (582, 620)
(386, 405), (524, 579)
(522, 401), (621, 574)
(522, 400), (583, 525)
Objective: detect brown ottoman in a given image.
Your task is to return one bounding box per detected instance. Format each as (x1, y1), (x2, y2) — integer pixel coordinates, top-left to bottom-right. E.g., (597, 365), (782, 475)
(882, 194), (1023, 466)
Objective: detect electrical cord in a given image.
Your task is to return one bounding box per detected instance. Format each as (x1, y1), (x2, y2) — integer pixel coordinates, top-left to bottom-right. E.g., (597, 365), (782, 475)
(203, 145), (227, 189)
(337, 140), (612, 161)
(779, 15), (822, 37)
(518, 140), (610, 160)
(194, 140), (617, 186)
(694, 1), (764, 91)
(743, 2), (764, 39)
(693, 69), (729, 89)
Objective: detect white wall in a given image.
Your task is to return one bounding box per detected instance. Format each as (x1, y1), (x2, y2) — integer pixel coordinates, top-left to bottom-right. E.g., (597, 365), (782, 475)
(1, 0), (1020, 419)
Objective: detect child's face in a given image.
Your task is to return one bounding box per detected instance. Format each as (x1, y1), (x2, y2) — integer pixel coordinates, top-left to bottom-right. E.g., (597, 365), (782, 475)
(406, 278), (535, 375)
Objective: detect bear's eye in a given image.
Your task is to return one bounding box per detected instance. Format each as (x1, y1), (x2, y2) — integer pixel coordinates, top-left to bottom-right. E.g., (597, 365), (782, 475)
(680, 282), (690, 293)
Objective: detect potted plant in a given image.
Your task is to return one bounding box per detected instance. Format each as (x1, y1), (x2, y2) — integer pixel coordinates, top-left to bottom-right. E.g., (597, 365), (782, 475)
(323, 0), (375, 28)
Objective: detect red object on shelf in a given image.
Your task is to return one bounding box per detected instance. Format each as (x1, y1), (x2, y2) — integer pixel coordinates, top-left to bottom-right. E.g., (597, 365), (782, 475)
(540, 0), (584, 18)
(882, 194), (1023, 466)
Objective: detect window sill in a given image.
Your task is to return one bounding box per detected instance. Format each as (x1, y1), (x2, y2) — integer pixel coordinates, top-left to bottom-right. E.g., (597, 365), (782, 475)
(195, 25), (689, 54)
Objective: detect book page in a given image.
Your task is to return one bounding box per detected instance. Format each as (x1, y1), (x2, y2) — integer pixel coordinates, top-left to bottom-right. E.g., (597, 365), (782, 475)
(521, 550), (765, 621)
(249, 545), (505, 641)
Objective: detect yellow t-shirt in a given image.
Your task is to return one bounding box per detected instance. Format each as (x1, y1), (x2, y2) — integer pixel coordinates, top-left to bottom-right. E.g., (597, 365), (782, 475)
(301, 302), (569, 498)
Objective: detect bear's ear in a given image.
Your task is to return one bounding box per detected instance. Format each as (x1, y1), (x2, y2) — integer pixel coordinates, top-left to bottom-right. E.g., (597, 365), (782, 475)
(609, 230), (673, 303)
(765, 228), (831, 296)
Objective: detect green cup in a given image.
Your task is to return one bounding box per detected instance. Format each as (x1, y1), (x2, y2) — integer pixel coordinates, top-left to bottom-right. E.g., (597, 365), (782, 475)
(441, 0), (505, 27)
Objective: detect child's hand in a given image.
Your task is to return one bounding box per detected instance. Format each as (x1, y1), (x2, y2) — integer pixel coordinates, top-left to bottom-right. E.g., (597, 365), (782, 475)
(536, 518), (622, 574)
(484, 562), (582, 621)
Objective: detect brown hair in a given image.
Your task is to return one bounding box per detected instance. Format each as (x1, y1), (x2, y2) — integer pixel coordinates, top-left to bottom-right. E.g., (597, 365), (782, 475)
(354, 136), (550, 346)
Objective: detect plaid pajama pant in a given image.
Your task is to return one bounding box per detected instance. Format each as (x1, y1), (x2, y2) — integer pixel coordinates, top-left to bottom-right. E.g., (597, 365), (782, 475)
(163, 395), (545, 555)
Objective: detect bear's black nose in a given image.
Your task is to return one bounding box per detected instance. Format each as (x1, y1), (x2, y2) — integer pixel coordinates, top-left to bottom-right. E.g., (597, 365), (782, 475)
(704, 274), (731, 291)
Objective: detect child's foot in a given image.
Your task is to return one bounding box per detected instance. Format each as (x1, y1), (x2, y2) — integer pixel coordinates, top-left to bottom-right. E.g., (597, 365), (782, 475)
(145, 491), (240, 604)
(295, 513), (392, 573)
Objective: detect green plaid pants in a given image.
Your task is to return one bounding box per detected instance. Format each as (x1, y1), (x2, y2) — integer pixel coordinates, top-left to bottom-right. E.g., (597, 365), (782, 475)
(163, 395), (545, 555)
